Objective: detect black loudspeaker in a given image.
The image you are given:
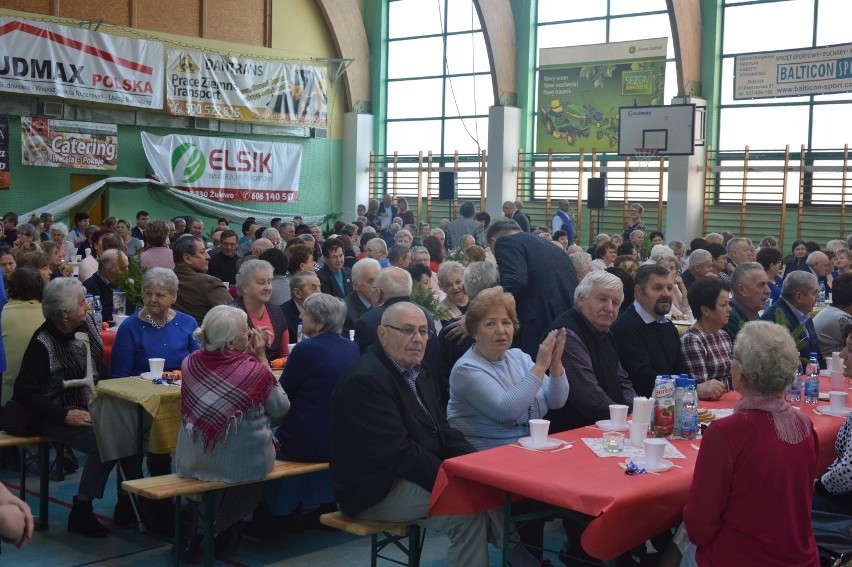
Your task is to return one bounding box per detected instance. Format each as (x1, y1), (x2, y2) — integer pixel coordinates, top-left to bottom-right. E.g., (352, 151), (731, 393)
(587, 177), (608, 209)
(438, 171), (457, 200)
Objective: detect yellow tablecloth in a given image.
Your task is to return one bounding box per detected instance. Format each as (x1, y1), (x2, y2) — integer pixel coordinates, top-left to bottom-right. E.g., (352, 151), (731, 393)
(90, 377), (182, 461)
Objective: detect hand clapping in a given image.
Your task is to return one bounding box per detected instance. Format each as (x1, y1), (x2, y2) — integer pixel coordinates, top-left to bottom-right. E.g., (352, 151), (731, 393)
(532, 328), (567, 379)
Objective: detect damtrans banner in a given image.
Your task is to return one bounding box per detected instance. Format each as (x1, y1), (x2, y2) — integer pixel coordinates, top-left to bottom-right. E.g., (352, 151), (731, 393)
(141, 132), (302, 203)
(0, 16), (164, 109)
(166, 49), (327, 126)
(21, 117), (117, 170)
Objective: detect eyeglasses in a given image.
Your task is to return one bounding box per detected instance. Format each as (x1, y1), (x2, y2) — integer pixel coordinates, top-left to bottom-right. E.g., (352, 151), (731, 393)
(383, 324), (433, 340)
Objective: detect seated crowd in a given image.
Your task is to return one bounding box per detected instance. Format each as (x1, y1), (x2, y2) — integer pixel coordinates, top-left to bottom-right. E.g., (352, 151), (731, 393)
(1, 202), (851, 567)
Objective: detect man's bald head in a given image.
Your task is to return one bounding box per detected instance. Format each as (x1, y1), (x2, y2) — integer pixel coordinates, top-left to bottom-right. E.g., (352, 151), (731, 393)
(378, 302), (428, 369)
(252, 238), (273, 255)
(807, 251), (831, 277)
(374, 266), (412, 301)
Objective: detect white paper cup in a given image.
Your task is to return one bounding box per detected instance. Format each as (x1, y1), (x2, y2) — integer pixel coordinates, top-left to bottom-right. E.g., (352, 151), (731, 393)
(644, 438), (667, 468)
(829, 391), (848, 413)
(114, 314), (130, 328)
(148, 358), (166, 376)
(609, 404), (629, 428)
(528, 419), (550, 447)
(629, 421), (649, 447)
(830, 370), (845, 391)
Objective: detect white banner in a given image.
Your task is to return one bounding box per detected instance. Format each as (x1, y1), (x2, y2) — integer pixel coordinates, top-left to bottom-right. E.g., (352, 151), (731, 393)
(735, 43), (852, 100)
(21, 117), (117, 170)
(0, 16), (164, 109)
(141, 132), (302, 203)
(166, 49), (327, 126)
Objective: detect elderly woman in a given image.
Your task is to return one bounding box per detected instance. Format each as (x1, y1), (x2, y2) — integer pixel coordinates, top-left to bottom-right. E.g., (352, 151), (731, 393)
(680, 277), (732, 401)
(41, 241), (71, 279)
(623, 203), (646, 240)
(13, 223), (40, 251)
(676, 321), (818, 566)
(437, 261), (469, 322)
(230, 259), (290, 361)
(657, 254), (691, 319)
(14, 249), (51, 284)
(783, 239), (809, 277)
(397, 197), (415, 227)
(111, 268), (199, 378)
(116, 218), (143, 257)
(140, 220), (174, 269)
(569, 251), (592, 282)
(278, 243), (314, 304)
(1, 268), (45, 406)
(704, 243), (730, 283)
(259, 248), (290, 306)
(262, 294), (360, 524)
(366, 198), (380, 227)
(176, 305), (290, 558)
(591, 241), (617, 271)
(11, 278), (118, 537)
(49, 222), (74, 262)
(756, 247), (784, 302)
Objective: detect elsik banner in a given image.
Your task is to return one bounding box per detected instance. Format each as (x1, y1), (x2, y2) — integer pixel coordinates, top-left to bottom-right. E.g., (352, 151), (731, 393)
(735, 43), (852, 100)
(536, 38), (668, 154)
(21, 117), (117, 170)
(0, 16), (164, 109)
(0, 116), (9, 189)
(166, 49), (327, 126)
(141, 132), (302, 203)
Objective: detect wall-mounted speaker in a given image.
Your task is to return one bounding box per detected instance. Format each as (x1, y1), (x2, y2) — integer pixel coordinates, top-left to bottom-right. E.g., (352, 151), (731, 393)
(587, 177), (608, 209)
(439, 171), (457, 200)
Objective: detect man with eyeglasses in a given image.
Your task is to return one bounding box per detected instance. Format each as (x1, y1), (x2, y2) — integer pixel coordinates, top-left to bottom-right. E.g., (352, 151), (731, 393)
(332, 302), (502, 567)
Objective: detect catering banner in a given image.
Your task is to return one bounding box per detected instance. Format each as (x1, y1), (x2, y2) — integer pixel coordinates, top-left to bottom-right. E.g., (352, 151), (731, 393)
(735, 43), (852, 100)
(165, 49), (327, 126)
(21, 117), (117, 170)
(141, 132), (302, 203)
(536, 37), (668, 154)
(0, 116), (9, 189)
(0, 17), (164, 109)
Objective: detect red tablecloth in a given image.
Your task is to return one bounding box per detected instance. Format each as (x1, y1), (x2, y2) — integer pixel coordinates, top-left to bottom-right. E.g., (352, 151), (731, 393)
(428, 377), (845, 561)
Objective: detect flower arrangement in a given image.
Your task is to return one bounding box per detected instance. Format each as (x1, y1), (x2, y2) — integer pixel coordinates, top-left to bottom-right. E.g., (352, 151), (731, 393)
(409, 284), (450, 322)
(110, 254), (148, 307)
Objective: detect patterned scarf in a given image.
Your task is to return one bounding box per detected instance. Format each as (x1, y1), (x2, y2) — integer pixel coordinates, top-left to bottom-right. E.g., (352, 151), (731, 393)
(735, 393), (812, 445)
(181, 349), (277, 453)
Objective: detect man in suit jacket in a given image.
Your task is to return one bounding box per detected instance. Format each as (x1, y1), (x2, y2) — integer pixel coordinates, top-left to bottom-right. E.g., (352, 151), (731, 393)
(281, 271), (322, 341)
(501, 201), (530, 232)
(487, 219), (579, 357)
(317, 239), (352, 298)
(343, 258), (380, 334)
(761, 270), (824, 367)
(611, 264), (686, 397)
(331, 302), (498, 566)
(172, 236), (232, 325)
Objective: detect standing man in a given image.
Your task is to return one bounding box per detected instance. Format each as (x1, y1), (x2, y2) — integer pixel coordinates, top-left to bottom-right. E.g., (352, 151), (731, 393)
(377, 194), (399, 229)
(501, 201), (530, 233)
(317, 239), (352, 298)
(446, 202), (480, 250)
(172, 236), (233, 325)
(611, 264), (685, 397)
(131, 211), (149, 240)
(207, 230), (240, 285)
(551, 199), (574, 244)
(487, 219), (579, 357)
(723, 262), (771, 343)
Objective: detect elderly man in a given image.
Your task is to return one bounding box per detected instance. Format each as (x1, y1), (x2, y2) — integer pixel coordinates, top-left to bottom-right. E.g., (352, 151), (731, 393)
(814, 273), (852, 359)
(388, 245), (411, 269)
(501, 200), (530, 232)
(331, 302), (500, 567)
(446, 202), (480, 249)
(344, 258), (380, 334)
(551, 199), (574, 244)
(207, 229), (239, 284)
(681, 248), (713, 290)
(723, 262), (771, 342)
(172, 236), (233, 325)
(630, 229), (646, 259)
(725, 237), (752, 270)
(261, 227), (282, 249)
(377, 193), (398, 229)
(82, 249), (135, 322)
(669, 240), (687, 273)
(546, 270), (636, 431)
(430, 227), (447, 251)
(188, 218), (209, 247)
(394, 229), (413, 249)
(365, 238), (390, 268)
(807, 251), (832, 297)
(279, 221), (296, 244)
(611, 264), (686, 397)
(317, 239), (352, 298)
(761, 270), (824, 367)
(487, 218), (579, 357)
(281, 270), (322, 340)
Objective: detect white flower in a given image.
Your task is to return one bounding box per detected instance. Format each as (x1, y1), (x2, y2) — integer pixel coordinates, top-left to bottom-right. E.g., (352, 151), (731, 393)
(126, 278), (135, 286)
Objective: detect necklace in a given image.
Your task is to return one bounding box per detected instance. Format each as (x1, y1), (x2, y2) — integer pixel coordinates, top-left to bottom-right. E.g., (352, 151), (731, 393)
(145, 311), (170, 329)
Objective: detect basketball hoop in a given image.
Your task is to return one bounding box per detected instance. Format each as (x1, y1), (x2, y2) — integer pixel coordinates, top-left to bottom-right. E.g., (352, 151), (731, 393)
(633, 147), (659, 168)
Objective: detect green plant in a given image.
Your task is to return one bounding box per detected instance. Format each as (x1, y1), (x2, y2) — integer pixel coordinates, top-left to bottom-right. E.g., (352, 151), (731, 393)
(445, 248), (465, 264)
(409, 285), (450, 322)
(110, 254), (148, 308)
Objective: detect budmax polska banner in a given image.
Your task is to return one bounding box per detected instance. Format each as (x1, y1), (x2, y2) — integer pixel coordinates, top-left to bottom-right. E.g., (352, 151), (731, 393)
(166, 49), (327, 127)
(536, 37), (668, 154)
(141, 132), (302, 203)
(21, 117), (117, 170)
(0, 116), (9, 189)
(0, 16), (163, 109)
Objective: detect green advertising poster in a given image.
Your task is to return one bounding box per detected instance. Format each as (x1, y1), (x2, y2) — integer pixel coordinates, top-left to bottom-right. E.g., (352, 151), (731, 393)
(536, 38), (668, 154)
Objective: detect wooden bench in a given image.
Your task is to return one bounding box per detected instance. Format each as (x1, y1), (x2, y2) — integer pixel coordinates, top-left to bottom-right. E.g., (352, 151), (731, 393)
(122, 459), (328, 567)
(0, 432), (53, 531)
(320, 510), (425, 567)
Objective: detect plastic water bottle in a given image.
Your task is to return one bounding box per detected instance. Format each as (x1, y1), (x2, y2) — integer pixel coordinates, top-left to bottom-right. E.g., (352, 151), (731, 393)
(92, 295), (103, 328)
(297, 322), (306, 343)
(818, 282), (827, 306)
(680, 381), (698, 440)
(672, 376), (688, 438)
(804, 353), (820, 404)
(764, 297), (772, 312)
(789, 367), (803, 403)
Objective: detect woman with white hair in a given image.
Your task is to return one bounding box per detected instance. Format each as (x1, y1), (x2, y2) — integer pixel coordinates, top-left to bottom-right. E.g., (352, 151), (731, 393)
(49, 221), (74, 262)
(176, 305), (290, 559)
(230, 259), (290, 361)
(673, 321), (818, 566)
(437, 261), (469, 322)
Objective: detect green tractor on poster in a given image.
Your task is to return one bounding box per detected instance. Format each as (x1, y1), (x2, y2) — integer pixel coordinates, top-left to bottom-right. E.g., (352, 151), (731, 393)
(538, 99), (591, 146)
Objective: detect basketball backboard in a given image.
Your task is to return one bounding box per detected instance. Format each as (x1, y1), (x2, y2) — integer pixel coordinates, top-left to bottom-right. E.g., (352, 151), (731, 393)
(617, 103), (702, 156)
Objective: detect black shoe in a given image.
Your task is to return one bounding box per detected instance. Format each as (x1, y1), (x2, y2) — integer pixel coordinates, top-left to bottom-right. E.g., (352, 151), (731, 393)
(68, 496), (108, 538)
(180, 533), (203, 565)
(113, 494), (136, 529)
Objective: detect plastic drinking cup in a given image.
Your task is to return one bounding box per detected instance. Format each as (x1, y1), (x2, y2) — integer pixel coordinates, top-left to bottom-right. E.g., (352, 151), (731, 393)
(148, 358), (166, 376)
(829, 391), (848, 413)
(643, 438), (667, 467)
(609, 404), (628, 428)
(629, 421), (649, 447)
(528, 419), (550, 447)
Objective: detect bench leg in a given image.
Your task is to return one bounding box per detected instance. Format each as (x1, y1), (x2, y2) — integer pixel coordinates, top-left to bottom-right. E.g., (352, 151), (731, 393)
(17, 447), (26, 502)
(370, 533), (379, 567)
(407, 525), (423, 567)
(202, 492), (215, 567)
(173, 496), (181, 567)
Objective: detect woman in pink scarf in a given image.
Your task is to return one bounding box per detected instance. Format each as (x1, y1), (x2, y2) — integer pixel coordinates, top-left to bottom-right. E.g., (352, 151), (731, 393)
(176, 305), (290, 560)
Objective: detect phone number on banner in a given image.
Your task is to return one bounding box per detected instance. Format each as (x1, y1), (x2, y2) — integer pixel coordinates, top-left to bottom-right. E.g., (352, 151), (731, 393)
(168, 101), (243, 120)
(186, 189), (298, 203)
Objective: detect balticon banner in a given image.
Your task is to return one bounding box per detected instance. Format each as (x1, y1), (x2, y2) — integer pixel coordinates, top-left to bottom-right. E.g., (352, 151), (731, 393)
(536, 37), (668, 154)
(735, 43), (852, 100)
(141, 132), (302, 203)
(0, 16), (163, 109)
(165, 49), (327, 126)
(21, 117), (117, 170)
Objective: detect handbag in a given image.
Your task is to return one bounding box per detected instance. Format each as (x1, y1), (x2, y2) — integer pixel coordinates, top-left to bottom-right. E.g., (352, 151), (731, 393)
(812, 509), (852, 567)
(1, 400), (39, 436)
